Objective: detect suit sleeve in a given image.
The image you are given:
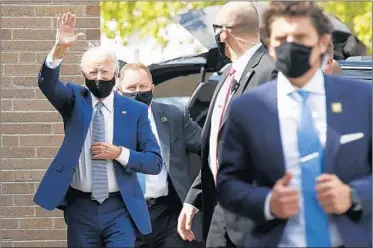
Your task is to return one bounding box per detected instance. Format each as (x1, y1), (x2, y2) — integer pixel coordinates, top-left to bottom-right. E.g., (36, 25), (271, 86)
(38, 56), (74, 116)
(126, 105), (163, 175)
(183, 107), (202, 155)
(184, 170), (203, 210)
(216, 99), (271, 224)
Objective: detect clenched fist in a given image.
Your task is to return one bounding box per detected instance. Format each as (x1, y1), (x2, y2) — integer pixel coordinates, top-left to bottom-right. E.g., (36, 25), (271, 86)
(316, 174), (352, 214)
(270, 172), (300, 219)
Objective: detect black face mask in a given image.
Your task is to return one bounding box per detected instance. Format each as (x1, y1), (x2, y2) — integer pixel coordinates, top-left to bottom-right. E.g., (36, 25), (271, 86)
(85, 77), (116, 99)
(123, 90), (153, 106)
(215, 32), (232, 64)
(275, 42), (315, 78)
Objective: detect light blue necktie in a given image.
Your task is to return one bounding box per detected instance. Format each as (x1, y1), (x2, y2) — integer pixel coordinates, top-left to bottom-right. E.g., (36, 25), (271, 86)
(294, 90), (331, 247)
(91, 102), (109, 203)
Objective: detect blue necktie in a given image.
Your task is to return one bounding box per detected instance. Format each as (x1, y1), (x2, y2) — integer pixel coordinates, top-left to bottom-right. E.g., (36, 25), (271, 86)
(295, 90), (331, 247)
(91, 102), (109, 203)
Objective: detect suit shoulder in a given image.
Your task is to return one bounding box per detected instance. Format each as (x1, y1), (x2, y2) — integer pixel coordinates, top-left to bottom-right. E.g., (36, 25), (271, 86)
(154, 102), (184, 116)
(327, 75), (371, 97)
(232, 80), (277, 108)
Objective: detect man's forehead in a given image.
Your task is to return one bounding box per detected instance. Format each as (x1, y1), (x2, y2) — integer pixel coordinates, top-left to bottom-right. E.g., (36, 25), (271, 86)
(121, 70), (150, 85)
(271, 16), (314, 35)
(84, 57), (114, 70)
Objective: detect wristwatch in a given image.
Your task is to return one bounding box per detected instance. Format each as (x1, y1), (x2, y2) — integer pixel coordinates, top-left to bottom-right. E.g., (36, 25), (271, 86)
(350, 187), (362, 211)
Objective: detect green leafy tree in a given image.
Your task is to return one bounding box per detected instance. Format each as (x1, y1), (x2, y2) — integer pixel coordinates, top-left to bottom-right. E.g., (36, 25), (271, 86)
(101, 1), (225, 47)
(318, 1), (372, 55)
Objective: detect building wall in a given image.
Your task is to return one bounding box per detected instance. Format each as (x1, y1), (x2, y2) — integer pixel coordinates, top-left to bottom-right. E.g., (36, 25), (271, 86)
(1, 3), (100, 247)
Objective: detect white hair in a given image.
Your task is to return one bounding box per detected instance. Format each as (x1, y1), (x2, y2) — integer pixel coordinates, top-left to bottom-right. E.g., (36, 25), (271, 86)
(80, 42), (119, 74)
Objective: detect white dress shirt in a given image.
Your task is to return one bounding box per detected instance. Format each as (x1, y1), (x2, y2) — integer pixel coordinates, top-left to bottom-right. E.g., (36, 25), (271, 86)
(45, 54), (130, 193)
(209, 43), (262, 181)
(143, 106), (169, 199)
(264, 69), (343, 247)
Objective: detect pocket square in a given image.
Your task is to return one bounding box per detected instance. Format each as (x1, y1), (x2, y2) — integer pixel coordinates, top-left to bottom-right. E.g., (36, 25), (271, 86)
(340, 132), (364, 144)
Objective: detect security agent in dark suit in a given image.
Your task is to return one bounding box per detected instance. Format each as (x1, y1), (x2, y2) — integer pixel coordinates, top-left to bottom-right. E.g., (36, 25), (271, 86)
(177, 2), (277, 248)
(117, 63), (203, 248)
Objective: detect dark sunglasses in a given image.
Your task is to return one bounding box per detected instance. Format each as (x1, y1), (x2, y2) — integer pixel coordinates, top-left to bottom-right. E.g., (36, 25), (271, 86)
(212, 24), (235, 35)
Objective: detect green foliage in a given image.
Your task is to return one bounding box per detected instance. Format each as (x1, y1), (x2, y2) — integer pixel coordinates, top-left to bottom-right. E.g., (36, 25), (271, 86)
(101, 1), (225, 47)
(318, 1), (372, 55)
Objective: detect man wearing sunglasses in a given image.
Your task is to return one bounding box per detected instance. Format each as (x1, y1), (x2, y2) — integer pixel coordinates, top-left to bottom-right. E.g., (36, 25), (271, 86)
(177, 2), (277, 247)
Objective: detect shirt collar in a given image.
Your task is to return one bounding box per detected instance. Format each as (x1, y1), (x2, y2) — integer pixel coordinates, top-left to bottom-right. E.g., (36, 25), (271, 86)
(277, 68), (325, 98)
(91, 91), (114, 113)
(232, 43), (262, 73)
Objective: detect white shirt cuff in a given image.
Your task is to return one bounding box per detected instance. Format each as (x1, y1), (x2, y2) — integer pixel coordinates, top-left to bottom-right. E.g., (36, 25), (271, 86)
(115, 146), (130, 167)
(45, 53), (62, 69)
(183, 203), (199, 213)
(264, 191), (275, 220)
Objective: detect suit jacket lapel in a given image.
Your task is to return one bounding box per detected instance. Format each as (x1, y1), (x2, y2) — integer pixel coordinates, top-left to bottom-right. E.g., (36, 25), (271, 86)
(83, 89), (93, 139)
(151, 102), (170, 170)
(202, 65), (231, 143)
(219, 45), (266, 131)
(262, 81), (286, 180)
(323, 75), (343, 173)
(112, 92), (132, 148)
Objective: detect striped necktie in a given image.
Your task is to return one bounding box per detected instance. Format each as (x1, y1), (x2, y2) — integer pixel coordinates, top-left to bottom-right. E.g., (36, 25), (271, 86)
(91, 102), (109, 203)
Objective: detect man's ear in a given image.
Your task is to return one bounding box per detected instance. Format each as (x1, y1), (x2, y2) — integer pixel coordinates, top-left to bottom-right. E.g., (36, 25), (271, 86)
(319, 34), (331, 54)
(151, 84), (155, 92)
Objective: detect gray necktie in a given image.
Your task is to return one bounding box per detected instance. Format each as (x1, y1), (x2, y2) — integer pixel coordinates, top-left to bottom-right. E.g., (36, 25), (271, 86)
(91, 102), (109, 203)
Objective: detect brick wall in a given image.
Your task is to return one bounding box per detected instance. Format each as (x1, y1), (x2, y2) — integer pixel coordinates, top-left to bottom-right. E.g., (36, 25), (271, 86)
(1, 3), (100, 247)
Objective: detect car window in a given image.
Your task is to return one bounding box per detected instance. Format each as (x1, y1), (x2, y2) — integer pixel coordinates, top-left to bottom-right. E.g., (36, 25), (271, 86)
(342, 69), (372, 81)
(153, 72), (213, 106)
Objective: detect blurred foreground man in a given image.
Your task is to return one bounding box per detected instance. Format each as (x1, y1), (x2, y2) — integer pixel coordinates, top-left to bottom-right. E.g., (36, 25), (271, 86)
(118, 63), (203, 248)
(217, 2), (371, 247)
(177, 2), (277, 247)
(34, 13), (163, 247)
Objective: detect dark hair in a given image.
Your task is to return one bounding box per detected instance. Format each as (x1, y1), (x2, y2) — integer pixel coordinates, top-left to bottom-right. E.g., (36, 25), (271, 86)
(260, 1), (333, 43)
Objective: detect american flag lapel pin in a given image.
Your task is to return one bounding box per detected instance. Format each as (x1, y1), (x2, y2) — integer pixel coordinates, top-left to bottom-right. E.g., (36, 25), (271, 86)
(122, 111), (127, 115)
(331, 102), (342, 113)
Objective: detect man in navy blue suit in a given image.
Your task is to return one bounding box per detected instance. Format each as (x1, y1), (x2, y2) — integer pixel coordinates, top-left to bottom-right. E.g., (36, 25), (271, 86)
(34, 13), (163, 247)
(217, 2), (371, 247)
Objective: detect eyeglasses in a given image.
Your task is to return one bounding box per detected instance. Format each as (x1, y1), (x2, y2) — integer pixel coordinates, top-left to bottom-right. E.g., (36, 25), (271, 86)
(212, 24), (235, 35)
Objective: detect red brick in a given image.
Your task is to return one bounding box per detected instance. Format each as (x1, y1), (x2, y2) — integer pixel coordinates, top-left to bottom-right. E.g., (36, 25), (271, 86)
(19, 218), (53, 229)
(53, 217), (67, 228)
(2, 158), (52, 170)
(2, 183), (36, 194)
(35, 5), (86, 16)
(4, 64), (44, 75)
(86, 5), (100, 16)
(2, 88), (35, 99)
(1, 111), (62, 122)
(1, 40), (88, 52)
(1, 17), (52, 28)
(20, 135), (64, 146)
(52, 123), (65, 134)
(86, 29), (101, 40)
(36, 147), (59, 158)
(1, 52), (18, 63)
(2, 136), (19, 147)
(1, 195), (14, 206)
(11, 76), (38, 87)
(13, 194), (36, 206)
(2, 229), (66, 241)
(2, 218), (18, 229)
(36, 51), (85, 63)
(1, 206), (35, 217)
(19, 53), (36, 63)
(2, 123), (52, 134)
(1, 5), (35, 16)
(1, 147), (35, 158)
(1, 29), (12, 40)
(0, 171), (15, 181)
(1, 99), (13, 111)
(2, 75), (12, 85)
(14, 170), (45, 182)
(10, 240), (67, 247)
(13, 99), (54, 111)
(35, 207), (63, 217)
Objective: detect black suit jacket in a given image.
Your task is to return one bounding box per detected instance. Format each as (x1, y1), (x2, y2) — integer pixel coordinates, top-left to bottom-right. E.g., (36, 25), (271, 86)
(184, 44), (277, 243)
(151, 102), (203, 239)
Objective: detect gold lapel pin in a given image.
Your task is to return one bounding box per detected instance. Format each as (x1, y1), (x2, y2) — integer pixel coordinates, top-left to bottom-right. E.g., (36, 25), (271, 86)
(161, 116), (167, 123)
(122, 111), (127, 114)
(331, 102), (342, 113)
